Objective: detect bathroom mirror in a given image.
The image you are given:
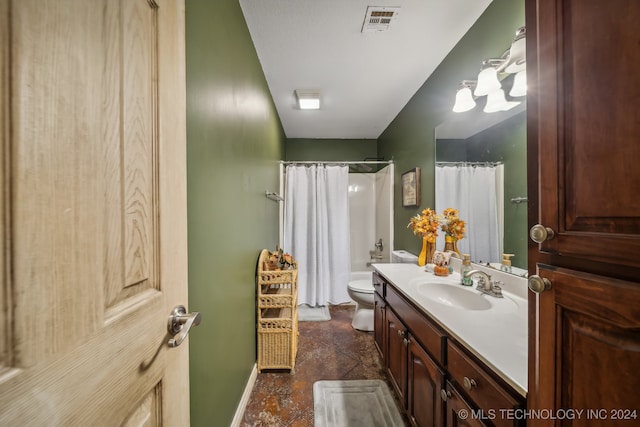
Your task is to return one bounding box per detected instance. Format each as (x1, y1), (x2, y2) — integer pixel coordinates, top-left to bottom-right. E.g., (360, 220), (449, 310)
(435, 101), (527, 274)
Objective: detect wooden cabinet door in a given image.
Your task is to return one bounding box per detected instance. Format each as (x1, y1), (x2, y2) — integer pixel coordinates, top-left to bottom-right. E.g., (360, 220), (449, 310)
(529, 0), (640, 273)
(407, 337), (444, 427)
(0, 0), (189, 425)
(444, 384), (486, 427)
(374, 291), (386, 361)
(386, 307), (408, 407)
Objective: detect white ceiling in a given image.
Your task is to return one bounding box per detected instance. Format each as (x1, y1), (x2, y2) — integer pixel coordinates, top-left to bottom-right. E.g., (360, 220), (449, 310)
(239, 0), (493, 139)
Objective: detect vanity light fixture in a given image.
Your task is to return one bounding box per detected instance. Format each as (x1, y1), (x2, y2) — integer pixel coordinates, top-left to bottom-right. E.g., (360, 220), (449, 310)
(484, 89), (520, 113)
(295, 89), (321, 110)
(452, 26), (526, 113)
(474, 58), (506, 96)
(504, 27), (526, 73)
(509, 69), (527, 97)
(453, 26), (526, 113)
(452, 80), (477, 112)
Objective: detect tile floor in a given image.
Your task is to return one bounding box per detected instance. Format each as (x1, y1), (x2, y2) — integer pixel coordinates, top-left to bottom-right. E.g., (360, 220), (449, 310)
(241, 304), (408, 426)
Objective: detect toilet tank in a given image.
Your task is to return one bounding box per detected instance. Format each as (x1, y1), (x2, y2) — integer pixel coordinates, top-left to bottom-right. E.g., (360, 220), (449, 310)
(391, 250), (418, 264)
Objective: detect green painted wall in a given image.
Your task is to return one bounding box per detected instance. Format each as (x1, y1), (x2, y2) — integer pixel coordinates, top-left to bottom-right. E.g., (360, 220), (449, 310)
(378, 0), (525, 256)
(286, 138), (378, 161)
(185, 1), (285, 426)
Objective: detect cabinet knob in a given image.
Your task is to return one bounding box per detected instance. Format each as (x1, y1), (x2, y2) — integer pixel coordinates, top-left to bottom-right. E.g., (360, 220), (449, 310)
(529, 224), (555, 243)
(404, 338), (409, 347)
(440, 389), (452, 402)
(528, 275), (552, 294)
(397, 330), (405, 338)
(463, 376), (477, 391)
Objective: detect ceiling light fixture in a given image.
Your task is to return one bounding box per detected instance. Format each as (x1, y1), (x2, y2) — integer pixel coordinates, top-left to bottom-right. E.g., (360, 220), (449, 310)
(452, 80), (477, 112)
(295, 90), (321, 110)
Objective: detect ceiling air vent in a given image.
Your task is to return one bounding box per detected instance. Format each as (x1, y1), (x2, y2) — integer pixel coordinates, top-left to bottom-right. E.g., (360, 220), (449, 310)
(361, 6), (400, 33)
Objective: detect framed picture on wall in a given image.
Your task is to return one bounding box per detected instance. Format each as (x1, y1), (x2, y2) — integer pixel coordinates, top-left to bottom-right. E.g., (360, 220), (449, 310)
(402, 167), (420, 207)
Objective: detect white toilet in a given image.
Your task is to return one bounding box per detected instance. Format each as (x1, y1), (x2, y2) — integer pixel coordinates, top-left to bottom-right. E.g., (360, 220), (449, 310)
(347, 271), (375, 331)
(347, 250), (418, 331)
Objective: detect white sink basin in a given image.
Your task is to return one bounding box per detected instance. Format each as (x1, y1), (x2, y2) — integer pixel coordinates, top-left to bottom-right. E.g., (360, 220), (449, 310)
(416, 283), (492, 310)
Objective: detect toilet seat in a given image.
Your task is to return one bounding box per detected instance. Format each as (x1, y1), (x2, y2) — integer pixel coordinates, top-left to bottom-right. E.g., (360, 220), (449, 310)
(347, 279), (374, 293)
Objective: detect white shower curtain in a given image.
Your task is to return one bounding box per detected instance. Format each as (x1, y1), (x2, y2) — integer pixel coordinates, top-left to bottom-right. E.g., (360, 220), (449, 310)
(435, 164), (504, 264)
(283, 165), (351, 306)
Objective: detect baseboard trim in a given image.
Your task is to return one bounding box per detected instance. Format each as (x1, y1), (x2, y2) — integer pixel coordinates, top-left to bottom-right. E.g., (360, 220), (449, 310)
(230, 363), (258, 427)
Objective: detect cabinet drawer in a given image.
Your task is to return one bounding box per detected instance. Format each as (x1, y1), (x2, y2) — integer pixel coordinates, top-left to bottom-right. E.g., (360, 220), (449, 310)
(447, 341), (521, 427)
(386, 284), (445, 365)
(372, 271), (386, 297)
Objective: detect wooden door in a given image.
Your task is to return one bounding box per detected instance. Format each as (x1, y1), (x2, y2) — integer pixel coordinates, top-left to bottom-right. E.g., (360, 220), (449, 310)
(527, 0), (640, 425)
(0, 0), (190, 425)
(385, 308), (407, 407)
(407, 337), (444, 427)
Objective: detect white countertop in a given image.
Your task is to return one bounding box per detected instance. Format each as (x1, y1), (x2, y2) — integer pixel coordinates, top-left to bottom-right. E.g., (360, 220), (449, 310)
(373, 262), (528, 397)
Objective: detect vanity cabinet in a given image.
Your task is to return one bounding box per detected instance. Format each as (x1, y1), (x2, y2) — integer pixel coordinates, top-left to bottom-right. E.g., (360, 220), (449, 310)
(373, 275), (386, 360)
(527, 1), (640, 424)
(443, 383), (486, 427)
(385, 307), (408, 404)
(447, 342), (520, 427)
(408, 336), (445, 427)
(373, 271), (524, 427)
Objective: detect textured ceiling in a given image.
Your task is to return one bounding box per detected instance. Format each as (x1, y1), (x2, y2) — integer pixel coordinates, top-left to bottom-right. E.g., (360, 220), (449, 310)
(239, 0), (493, 139)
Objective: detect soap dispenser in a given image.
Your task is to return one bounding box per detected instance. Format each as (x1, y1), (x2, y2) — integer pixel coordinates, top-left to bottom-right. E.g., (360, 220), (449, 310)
(501, 254), (514, 273)
(460, 254), (473, 286)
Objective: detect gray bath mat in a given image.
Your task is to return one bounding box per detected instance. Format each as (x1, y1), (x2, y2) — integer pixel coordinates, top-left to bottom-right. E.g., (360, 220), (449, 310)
(298, 304), (331, 321)
(313, 380), (405, 427)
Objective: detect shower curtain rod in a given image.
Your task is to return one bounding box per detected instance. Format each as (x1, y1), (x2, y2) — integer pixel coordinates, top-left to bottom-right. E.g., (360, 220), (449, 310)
(436, 161), (503, 167)
(281, 160), (393, 166)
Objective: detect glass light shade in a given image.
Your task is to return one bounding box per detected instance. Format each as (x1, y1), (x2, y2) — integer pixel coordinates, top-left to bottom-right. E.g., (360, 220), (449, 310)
(509, 70), (527, 97)
(474, 67), (501, 96)
(505, 37), (526, 73)
(452, 87), (476, 112)
(483, 89), (520, 113)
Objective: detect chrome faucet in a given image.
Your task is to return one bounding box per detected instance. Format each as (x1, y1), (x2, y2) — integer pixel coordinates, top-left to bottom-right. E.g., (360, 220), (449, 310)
(463, 269), (503, 298)
(367, 239), (385, 266)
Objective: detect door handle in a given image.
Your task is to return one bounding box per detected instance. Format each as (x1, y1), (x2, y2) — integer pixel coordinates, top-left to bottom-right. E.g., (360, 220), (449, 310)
(529, 224), (555, 243)
(528, 275), (552, 294)
(167, 305), (201, 347)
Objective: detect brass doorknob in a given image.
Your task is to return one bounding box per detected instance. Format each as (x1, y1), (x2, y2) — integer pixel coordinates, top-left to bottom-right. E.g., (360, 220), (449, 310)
(528, 275), (552, 294)
(463, 376), (477, 390)
(530, 224), (555, 243)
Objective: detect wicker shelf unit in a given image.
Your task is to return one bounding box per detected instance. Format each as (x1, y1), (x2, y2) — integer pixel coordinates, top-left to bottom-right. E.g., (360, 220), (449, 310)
(256, 249), (298, 372)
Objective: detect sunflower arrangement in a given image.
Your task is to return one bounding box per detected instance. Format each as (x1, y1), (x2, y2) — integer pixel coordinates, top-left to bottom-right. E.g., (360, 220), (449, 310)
(440, 208), (466, 240)
(408, 208), (440, 243)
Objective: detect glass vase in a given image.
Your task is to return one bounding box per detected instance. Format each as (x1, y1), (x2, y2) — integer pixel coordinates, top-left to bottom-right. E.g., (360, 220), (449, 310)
(418, 236), (435, 266)
(444, 235), (460, 256)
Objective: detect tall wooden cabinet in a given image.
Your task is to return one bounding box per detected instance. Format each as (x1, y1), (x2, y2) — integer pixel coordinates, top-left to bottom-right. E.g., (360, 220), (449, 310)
(527, 1), (640, 425)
